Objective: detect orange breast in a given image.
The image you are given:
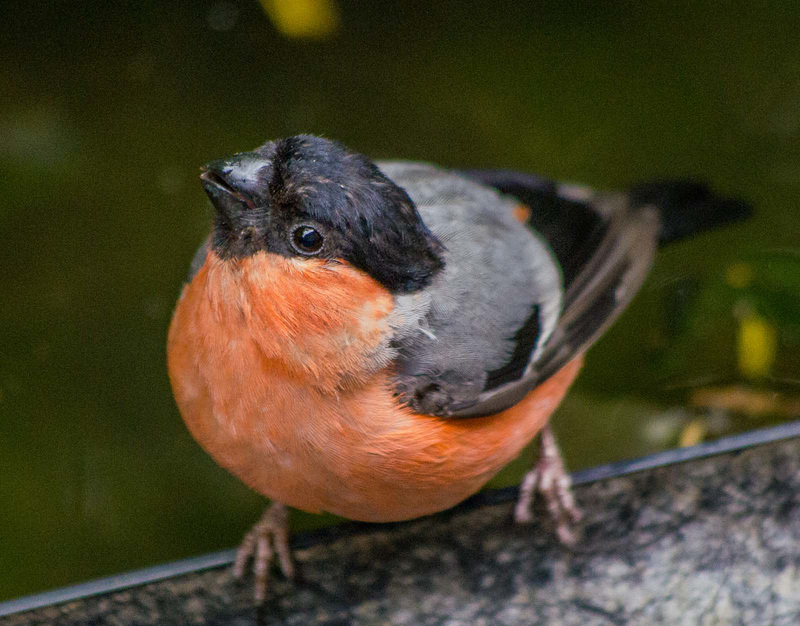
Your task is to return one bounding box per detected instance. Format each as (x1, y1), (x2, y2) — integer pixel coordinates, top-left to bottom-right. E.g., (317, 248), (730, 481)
(167, 251), (581, 522)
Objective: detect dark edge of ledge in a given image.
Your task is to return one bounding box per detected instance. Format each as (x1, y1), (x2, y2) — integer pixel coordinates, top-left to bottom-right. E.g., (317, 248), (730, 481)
(3, 419), (800, 618)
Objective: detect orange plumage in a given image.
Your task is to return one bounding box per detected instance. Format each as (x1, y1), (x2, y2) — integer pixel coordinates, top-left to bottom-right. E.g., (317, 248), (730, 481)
(167, 249), (581, 522)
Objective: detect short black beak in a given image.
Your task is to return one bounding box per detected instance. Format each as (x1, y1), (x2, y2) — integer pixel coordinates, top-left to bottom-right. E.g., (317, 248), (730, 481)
(200, 152), (268, 221)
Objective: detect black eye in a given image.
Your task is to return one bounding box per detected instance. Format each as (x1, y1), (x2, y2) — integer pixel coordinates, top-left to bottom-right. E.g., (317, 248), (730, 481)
(291, 225), (324, 255)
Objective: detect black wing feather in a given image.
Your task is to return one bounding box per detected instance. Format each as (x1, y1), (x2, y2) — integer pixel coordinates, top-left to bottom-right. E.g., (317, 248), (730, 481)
(484, 304), (541, 391)
(449, 172), (750, 418)
(449, 171), (660, 417)
(459, 169), (609, 287)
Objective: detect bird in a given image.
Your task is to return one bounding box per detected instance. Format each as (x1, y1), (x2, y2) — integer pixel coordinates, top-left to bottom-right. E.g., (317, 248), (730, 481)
(167, 134), (750, 602)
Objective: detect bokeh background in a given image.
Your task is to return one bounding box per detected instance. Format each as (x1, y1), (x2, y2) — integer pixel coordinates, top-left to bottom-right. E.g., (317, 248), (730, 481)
(2, 0), (799, 602)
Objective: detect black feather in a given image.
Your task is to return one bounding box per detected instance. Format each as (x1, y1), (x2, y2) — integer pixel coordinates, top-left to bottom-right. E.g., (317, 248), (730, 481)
(459, 169), (608, 287)
(205, 135), (445, 294)
(484, 305), (541, 391)
(630, 179), (752, 245)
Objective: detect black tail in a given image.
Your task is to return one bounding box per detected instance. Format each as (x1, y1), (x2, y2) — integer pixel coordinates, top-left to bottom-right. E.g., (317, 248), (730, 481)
(629, 180), (753, 246)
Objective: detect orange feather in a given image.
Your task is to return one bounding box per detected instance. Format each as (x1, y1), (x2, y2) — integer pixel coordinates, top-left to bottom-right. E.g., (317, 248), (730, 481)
(512, 204), (532, 223)
(167, 250), (581, 522)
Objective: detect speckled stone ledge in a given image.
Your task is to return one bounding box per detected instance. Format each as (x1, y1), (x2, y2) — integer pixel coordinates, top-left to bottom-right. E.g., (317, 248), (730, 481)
(7, 436), (800, 626)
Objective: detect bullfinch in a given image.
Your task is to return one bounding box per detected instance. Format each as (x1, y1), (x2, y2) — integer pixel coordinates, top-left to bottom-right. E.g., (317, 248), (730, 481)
(167, 135), (749, 601)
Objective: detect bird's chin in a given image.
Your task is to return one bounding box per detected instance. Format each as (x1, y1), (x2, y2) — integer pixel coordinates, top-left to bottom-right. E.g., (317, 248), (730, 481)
(212, 225), (265, 261)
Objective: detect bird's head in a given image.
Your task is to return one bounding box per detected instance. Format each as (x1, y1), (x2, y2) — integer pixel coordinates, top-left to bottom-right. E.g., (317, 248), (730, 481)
(200, 135), (444, 294)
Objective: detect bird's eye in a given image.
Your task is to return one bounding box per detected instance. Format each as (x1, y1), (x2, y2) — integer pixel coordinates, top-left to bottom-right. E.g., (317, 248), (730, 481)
(290, 225), (324, 255)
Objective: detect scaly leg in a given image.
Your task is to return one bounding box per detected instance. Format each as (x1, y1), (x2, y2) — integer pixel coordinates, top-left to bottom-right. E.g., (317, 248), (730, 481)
(234, 501), (294, 602)
(514, 424), (582, 544)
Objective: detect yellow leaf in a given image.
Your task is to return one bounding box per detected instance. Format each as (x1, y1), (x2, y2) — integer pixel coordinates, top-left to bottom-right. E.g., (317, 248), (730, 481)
(260, 0), (340, 39)
(678, 419), (706, 447)
(737, 314), (777, 380)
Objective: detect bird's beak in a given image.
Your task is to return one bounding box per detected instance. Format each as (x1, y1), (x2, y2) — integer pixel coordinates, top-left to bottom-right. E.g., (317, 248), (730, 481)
(200, 152), (268, 221)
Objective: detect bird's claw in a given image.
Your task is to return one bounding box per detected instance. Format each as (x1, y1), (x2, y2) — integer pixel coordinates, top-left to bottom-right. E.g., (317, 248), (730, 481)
(234, 502), (294, 603)
(514, 425), (582, 545)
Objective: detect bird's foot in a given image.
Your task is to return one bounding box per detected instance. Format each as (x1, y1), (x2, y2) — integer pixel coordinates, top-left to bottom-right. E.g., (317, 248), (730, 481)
(233, 502), (295, 603)
(513, 425), (582, 544)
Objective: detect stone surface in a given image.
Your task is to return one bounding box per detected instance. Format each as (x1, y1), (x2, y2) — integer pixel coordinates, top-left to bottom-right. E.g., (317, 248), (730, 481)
(6, 438), (800, 625)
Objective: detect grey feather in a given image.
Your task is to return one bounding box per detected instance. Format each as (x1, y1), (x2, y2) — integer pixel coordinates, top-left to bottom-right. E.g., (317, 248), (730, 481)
(377, 162), (563, 416)
(449, 190), (660, 418)
(185, 238), (210, 284)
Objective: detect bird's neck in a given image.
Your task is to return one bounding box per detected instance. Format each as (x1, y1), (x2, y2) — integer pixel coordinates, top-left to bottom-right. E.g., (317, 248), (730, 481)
(197, 251), (397, 393)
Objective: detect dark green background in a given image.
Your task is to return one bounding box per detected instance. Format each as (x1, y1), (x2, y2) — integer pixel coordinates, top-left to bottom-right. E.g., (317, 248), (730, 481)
(2, 0), (799, 602)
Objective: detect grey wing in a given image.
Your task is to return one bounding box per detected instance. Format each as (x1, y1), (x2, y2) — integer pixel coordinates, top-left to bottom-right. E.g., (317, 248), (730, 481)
(377, 162), (567, 416)
(449, 171), (750, 418)
(445, 170), (661, 417)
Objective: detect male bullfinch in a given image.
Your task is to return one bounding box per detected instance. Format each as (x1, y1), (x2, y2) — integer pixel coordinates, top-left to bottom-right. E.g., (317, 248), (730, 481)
(167, 135), (750, 601)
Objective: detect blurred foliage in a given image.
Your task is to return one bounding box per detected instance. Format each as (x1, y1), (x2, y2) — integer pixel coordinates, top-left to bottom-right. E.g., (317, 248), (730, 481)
(656, 250), (800, 392)
(260, 0), (340, 39)
(1, 0), (799, 603)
